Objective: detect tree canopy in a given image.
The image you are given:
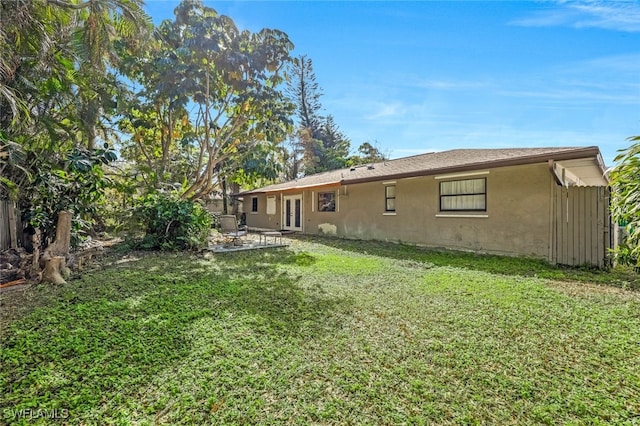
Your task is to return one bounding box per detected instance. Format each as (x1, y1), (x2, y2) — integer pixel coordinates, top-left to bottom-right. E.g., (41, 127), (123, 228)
(0, 0), (391, 257)
(286, 55), (352, 176)
(118, 0), (295, 200)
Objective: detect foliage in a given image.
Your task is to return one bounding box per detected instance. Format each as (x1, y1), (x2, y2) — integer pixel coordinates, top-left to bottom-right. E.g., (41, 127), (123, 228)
(302, 115), (351, 175)
(19, 145), (116, 248)
(0, 0), (149, 253)
(350, 141), (389, 165)
(287, 55), (352, 176)
(117, 0), (295, 202)
(609, 137), (640, 266)
(1, 238), (639, 424)
(132, 193), (212, 250)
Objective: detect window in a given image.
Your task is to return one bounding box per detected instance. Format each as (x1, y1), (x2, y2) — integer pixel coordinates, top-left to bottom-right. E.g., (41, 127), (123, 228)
(385, 185), (396, 212)
(251, 196), (258, 213)
(439, 178), (486, 211)
(318, 191), (336, 212)
(266, 196), (276, 215)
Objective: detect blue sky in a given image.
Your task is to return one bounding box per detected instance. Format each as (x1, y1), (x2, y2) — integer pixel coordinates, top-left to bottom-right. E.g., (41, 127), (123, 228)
(144, 1), (640, 166)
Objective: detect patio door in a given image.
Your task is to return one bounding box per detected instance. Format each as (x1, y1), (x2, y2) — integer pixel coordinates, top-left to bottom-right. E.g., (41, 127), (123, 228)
(283, 194), (303, 232)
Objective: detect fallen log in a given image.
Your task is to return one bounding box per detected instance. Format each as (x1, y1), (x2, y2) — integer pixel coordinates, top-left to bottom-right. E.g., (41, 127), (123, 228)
(0, 278), (27, 289)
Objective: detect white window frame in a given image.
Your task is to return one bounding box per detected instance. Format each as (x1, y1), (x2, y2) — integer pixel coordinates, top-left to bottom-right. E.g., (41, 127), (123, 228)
(317, 191), (337, 212)
(266, 196), (276, 215)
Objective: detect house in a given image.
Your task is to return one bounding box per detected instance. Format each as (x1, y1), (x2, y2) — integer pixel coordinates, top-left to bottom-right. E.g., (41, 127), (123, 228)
(239, 146), (614, 267)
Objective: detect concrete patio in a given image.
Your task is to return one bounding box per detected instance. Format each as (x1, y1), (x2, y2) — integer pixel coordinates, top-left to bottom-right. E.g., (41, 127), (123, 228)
(207, 231), (289, 253)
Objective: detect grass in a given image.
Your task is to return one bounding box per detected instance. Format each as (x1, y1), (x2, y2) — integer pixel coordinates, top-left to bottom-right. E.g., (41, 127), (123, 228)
(1, 236), (639, 425)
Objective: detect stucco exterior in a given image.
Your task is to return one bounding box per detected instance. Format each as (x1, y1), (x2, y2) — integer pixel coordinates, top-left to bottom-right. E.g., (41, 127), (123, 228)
(239, 147), (611, 265)
(243, 163), (559, 259)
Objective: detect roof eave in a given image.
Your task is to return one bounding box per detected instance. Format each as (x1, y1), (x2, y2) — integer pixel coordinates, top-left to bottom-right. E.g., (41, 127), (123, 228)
(343, 146), (602, 186)
(237, 146), (603, 194)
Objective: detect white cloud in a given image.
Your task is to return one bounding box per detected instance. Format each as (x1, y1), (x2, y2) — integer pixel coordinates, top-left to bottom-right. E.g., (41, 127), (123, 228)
(498, 87), (640, 105)
(585, 52), (640, 73)
(511, 1), (640, 32)
(412, 79), (490, 91)
(363, 102), (407, 120)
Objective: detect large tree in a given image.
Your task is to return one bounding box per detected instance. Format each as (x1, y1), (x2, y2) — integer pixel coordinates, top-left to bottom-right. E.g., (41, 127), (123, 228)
(287, 55), (351, 176)
(302, 115), (350, 175)
(118, 0), (295, 201)
(609, 137), (640, 266)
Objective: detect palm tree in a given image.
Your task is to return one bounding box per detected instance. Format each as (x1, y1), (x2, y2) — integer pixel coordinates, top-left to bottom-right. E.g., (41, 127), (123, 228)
(68, 0), (151, 150)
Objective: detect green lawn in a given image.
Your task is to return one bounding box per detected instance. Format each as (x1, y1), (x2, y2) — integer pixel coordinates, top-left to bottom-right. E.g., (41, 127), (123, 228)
(1, 236), (639, 425)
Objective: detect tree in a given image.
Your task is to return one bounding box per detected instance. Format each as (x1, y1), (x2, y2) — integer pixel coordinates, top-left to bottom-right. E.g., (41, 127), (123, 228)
(302, 115), (351, 175)
(118, 0), (294, 201)
(65, 0), (150, 150)
(287, 55), (323, 136)
(0, 0), (150, 151)
(609, 137), (640, 266)
(0, 0), (146, 269)
(350, 141), (389, 165)
(287, 55), (351, 175)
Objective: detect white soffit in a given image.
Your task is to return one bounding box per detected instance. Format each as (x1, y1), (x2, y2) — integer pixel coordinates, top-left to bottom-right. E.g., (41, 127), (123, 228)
(556, 158), (607, 186)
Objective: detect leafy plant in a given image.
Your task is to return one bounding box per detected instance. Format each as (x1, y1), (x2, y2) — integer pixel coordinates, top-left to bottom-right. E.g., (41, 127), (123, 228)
(20, 145), (117, 248)
(133, 193), (212, 250)
(609, 137), (640, 267)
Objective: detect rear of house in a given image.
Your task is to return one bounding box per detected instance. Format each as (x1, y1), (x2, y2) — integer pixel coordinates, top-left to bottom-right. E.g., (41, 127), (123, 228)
(239, 147), (613, 267)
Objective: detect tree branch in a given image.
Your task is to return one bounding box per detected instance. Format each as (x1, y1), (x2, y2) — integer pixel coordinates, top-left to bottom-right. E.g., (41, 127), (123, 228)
(47, 0), (94, 10)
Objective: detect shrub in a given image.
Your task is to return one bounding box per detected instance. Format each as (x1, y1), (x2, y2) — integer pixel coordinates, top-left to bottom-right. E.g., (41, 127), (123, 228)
(133, 193), (212, 250)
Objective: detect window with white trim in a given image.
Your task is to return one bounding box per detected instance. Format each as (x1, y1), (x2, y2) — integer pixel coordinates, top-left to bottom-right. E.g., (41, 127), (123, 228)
(385, 185), (396, 212)
(266, 196), (276, 215)
(251, 196), (258, 213)
(317, 191), (336, 212)
(439, 178), (486, 211)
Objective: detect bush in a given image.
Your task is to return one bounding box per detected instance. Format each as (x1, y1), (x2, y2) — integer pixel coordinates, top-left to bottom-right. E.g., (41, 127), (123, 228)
(133, 193), (212, 250)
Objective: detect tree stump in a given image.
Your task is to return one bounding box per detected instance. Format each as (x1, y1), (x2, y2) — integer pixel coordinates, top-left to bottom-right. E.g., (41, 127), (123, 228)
(41, 211), (72, 285)
(42, 256), (67, 285)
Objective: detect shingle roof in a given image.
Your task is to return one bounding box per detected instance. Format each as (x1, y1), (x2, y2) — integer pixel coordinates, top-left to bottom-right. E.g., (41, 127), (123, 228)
(240, 146), (604, 194)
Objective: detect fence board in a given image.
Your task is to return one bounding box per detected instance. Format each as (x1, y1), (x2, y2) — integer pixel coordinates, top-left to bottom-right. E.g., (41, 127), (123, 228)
(0, 200), (19, 250)
(552, 186), (611, 268)
(584, 188), (593, 264)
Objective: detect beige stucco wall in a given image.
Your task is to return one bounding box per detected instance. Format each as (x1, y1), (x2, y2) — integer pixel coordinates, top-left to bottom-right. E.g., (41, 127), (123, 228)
(244, 163), (555, 259)
(243, 193), (283, 230)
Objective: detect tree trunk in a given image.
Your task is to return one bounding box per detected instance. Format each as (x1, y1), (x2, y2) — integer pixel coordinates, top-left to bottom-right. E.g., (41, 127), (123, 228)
(41, 211), (72, 284)
(221, 176), (228, 215)
(42, 256), (67, 285)
(45, 211), (72, 257)
(30, 228), (41, 279)
(230, 182), (241, 215)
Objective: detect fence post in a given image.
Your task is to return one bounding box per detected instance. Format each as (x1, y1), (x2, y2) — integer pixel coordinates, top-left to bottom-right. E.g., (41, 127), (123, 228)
(8, 202), (18, 249)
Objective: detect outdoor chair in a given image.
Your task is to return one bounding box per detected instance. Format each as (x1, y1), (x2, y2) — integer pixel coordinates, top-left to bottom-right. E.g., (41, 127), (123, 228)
(219, 215), (247, 246)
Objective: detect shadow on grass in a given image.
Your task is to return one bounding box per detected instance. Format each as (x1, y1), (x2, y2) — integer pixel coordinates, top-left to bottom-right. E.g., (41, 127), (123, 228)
(0, 248), (350, 416)
(289, 234), (640, 290)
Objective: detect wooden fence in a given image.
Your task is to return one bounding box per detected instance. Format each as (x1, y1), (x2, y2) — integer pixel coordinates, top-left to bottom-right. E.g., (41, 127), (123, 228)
(552, 186), (613, 268)
(0, 200), (20, 250)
